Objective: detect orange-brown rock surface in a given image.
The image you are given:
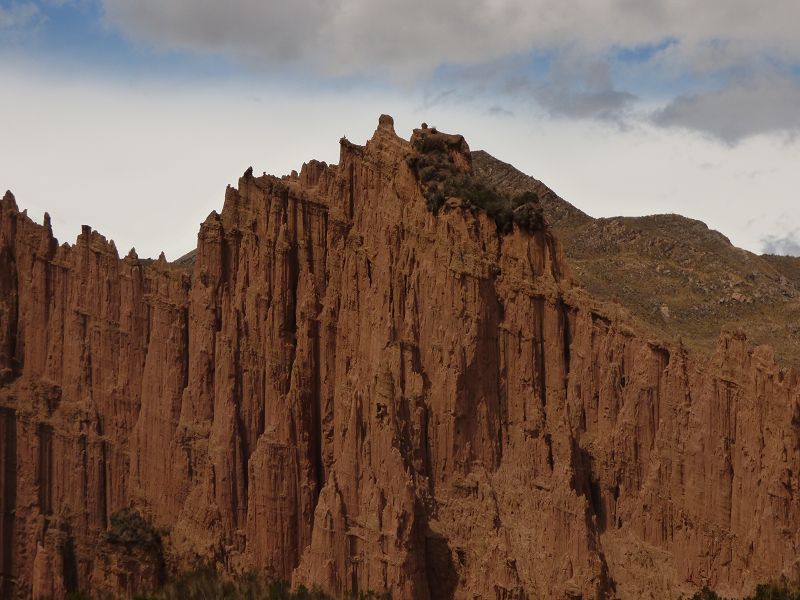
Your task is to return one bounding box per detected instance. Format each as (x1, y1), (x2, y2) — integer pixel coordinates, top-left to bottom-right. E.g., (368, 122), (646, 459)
(0, 116), (798, 599)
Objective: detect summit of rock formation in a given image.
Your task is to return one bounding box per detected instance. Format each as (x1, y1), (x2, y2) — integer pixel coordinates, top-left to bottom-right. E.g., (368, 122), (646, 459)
(0, 117), (798, 600)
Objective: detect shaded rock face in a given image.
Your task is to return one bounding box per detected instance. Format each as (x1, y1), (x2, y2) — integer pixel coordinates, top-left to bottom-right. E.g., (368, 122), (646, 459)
(0, 117), (799, 599)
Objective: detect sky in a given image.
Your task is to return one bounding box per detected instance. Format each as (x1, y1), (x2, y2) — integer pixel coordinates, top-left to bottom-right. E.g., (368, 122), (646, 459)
(1, 1), (799, 259)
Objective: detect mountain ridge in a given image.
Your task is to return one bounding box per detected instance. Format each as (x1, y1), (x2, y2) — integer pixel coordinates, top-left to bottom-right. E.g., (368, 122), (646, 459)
(471, 149), (800, 367)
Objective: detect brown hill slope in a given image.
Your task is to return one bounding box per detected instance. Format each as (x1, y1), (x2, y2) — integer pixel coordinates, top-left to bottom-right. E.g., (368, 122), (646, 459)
(0, 117), (798, 600)
(473, 150), (800, 366)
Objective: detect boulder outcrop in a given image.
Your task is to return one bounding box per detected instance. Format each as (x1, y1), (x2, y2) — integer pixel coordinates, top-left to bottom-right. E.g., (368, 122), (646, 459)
(0, 116), (798, 599)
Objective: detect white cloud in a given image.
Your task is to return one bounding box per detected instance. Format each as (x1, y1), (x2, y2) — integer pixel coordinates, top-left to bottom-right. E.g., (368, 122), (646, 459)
(100, 1), (334, 66)
(0, 2), (40, 29)
(531, 54), (636, 120)
(652, 75), (800, 143)
(487, 105), (514, 117)
(762, 231), (800, 256)
(94, 0), (800, 140)
(100, 0), (800, 77)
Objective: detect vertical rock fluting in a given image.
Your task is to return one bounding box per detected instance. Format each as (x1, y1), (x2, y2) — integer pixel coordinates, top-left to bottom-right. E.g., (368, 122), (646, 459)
(0, 117), (798, 599)
(0, 193), (187, 599)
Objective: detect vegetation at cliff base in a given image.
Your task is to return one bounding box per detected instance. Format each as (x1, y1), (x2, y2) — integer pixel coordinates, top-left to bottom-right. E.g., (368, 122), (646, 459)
(134, 565), (391, 600)
(688, 578), (800, 600)
(129, 568), (390, 600)
(132, 568), (331, 600)
(61, 565), (392, 600)
(103, 508), (164, 551)
(407, 130), (545, 235)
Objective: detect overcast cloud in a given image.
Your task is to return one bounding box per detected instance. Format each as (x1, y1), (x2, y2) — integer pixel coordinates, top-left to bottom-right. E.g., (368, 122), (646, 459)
(762, 232), (800, 256)
(653, 75), (800, 143)
(530, 54), (636, 121)
(94, 0), (800, 143)
(101, 1), (800, 75)
(0, 2), (40, 29)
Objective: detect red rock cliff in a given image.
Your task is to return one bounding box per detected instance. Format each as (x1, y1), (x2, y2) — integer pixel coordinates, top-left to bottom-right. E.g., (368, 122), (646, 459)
(0, 116), (798, 599)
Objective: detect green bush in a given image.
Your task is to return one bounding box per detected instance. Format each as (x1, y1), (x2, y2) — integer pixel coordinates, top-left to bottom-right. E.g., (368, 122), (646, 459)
(689, 586), (722, 600)
(688, 579), (800, 600)
(748, 581), (800, 600)
(126, 565), (390, 600)
(408, 133), (544, 234)
(413, 135), (447, 155)
(513, 191), (540, 208)
(424, 188), (446, 213)
(512, 202), (546, 232)
(104, 508), (162, 551)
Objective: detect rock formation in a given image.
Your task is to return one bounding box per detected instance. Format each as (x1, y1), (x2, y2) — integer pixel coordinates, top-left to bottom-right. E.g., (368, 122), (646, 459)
(0, 116), (798, 599)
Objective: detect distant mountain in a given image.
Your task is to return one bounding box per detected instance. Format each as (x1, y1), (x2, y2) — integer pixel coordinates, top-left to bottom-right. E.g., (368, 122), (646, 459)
(473, 149), (800, 366)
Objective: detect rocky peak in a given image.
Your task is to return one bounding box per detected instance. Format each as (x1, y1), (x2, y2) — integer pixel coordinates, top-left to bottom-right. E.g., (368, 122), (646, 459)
(2, 190), (18, 213)
(376, 113), (396, 135)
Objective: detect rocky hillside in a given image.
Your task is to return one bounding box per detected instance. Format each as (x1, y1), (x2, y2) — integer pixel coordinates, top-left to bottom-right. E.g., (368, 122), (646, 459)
(473, 150), (800, 366)
(1, 116), (798, 600)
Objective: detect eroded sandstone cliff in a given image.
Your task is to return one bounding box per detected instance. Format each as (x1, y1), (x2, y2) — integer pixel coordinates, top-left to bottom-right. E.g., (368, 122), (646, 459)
(0, 115), (798, 599)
